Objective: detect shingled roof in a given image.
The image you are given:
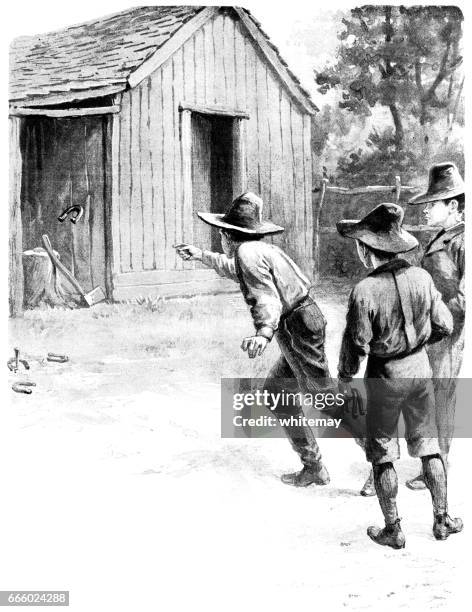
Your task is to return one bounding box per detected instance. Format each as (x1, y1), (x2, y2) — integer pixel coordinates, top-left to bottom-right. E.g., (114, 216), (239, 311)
(10, 5), (317, 112)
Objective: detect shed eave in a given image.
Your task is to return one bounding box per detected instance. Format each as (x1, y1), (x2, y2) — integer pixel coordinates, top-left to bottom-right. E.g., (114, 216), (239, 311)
(9, 83), (127, 108)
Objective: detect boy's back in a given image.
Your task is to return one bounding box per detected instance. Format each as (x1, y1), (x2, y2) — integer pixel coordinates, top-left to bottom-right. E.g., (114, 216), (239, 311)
(339, 259), (453, 380)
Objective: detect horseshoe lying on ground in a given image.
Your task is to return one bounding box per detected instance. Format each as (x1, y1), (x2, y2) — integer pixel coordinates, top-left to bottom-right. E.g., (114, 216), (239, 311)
(12, 381), (36, 395)
(47, 353), (69, 363)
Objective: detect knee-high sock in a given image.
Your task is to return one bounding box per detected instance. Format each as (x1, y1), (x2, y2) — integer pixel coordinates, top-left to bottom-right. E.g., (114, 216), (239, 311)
(373, 462), (399, 525)
(422, 454), (447, 515)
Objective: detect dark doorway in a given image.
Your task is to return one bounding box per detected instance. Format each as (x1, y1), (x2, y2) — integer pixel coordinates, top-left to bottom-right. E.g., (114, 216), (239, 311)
(20, 115), (110, 296)
(191, 113), (234, 255)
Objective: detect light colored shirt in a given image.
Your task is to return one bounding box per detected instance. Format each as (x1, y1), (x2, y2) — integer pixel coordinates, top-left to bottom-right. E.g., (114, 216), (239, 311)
(202, 241), (311, 340)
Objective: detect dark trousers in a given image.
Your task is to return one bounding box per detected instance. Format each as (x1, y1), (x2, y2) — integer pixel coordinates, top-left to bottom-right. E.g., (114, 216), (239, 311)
(264, 297), (332, 468)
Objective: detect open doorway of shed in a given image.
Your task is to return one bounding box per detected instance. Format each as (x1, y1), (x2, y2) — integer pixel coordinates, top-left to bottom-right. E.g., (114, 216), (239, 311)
(191, 113), (234, 256)
(20, 115), (111, 300)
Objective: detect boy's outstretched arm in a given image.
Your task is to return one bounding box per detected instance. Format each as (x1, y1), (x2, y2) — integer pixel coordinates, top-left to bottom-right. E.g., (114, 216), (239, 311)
(174, 244), (238, 281)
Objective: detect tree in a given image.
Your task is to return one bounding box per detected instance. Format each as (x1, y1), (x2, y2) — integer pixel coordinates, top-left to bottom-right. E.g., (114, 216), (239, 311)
(315, 6), (463, 152)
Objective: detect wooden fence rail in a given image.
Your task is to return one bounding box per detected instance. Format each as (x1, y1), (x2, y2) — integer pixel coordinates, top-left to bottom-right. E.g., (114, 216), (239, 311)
(312, 176), (423, 280)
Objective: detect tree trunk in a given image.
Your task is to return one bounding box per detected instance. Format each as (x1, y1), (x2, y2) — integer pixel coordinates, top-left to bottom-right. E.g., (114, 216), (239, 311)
(389, 104), (404, 151)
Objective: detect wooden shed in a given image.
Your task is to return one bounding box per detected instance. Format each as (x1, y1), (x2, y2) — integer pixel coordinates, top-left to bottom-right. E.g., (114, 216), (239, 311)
(9, 5), (318, 314)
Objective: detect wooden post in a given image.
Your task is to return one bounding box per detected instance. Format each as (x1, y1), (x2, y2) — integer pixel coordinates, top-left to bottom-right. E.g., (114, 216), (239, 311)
(232, 117), (247, 197)
(312, 177), (328, 282)
(180, 108), (194, 270)
(110, 98), (122, 281)
(103, 114), (114, 299)
(9, 116), (24, 317)
(394, 176), (401, 204)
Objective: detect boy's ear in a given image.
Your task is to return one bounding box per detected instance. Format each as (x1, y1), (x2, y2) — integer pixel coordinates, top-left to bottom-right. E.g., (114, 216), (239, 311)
(448, 199), (459, 213)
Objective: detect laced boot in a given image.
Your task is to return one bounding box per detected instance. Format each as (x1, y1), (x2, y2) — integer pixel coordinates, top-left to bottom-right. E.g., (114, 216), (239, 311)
(433, 513), (463, 541)
(367, 519), (406, 550)
(281, 463), (330, 487)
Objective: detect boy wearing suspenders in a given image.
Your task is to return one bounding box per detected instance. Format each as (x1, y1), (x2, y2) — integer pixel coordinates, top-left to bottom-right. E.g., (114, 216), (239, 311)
(337, 203), (462, 548)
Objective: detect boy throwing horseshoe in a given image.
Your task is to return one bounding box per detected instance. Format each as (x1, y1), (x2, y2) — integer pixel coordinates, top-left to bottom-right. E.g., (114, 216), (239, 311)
(176, 192), (334, 487)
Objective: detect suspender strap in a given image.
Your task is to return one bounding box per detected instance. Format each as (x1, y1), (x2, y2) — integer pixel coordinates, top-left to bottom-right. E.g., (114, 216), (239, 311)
(391, 270), (417, 351)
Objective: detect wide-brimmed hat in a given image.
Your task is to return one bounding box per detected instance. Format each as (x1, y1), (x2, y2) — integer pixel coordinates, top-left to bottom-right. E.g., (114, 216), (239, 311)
(409, 162), (465, 205)
(197, 192), (284, 235)
(337, 203), (418, 254)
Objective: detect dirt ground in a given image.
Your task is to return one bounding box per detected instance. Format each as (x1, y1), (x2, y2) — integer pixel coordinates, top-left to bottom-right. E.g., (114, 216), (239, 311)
(2, 279), (469, 612)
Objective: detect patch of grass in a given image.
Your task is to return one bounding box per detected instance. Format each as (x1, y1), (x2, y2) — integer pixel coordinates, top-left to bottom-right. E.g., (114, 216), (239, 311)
(133, 295), (166, 313)
(9, 279), (351, 383)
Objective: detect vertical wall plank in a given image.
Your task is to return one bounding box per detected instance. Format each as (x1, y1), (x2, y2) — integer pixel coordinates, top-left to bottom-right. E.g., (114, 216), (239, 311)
(181, 109), (194, 271)
(118, 91), (132, 271)
(140, 80), (154, 270)
(183, 31), (195, 104)
(280, 90), (295, 256)
(179, 40), (196, 270)
(102, 115), (114, 298)
(244, 38), (260, 195)
(150, 68), (166, 270)
(172, 52), (184, 269)
(129, 87), (143, 270)
(290, 104), (308, 271)
(267, 70), (285, 235)
(83, 117), (106, 291)
(110, 106), (122, 275)
(303, 114), (314, 270)
(203, 20), (215, 105)
(161, 59), (176, 270)
(9, 116), (23, 316)
(259, 63), (272, 221)
(193, 28), (206, 105)
(234, 20), (247, 111)
(232, 118), (246, 197)
(213, 14), (226, 104)
(224, 14), (236, 107)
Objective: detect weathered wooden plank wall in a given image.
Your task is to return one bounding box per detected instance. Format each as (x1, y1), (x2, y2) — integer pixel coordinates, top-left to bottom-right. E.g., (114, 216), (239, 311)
(113, 10), (313, 292)
(20, 116), (107, 293)
(9, 116), (24, 316)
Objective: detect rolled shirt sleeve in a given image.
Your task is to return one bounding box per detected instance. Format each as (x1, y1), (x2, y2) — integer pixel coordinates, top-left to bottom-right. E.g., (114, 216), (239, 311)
(236, 247), (283, 341)
(201, 250), (238, 281)
(338, 286), (373, 380)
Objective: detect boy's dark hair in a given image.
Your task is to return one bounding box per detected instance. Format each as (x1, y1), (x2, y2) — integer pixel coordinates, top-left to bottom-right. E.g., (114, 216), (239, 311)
(222, 229), (265, 242)
(363, 244), (397, 260)
(445, 193), (465, 214)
